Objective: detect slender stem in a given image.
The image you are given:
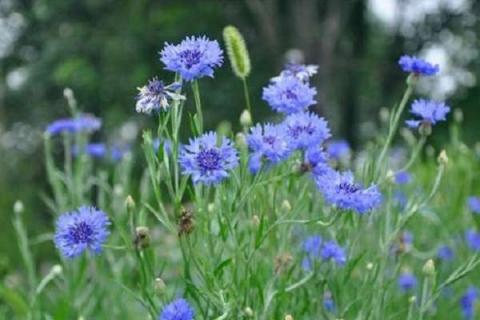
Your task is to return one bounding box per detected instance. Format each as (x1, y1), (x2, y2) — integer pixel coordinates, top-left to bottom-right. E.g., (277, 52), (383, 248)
(375, 84), (414, 180)
(191, 80), (204, 134)
(242, 78), (252, 118)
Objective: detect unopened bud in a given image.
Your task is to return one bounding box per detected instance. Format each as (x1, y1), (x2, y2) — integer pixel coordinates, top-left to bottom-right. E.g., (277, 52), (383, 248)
(207, 203), (215, 213)
(125, 195), (135, 210)
(244, 307), (254, 317)
(281, 200), (292, 212)
(13, 200), (24, 214)
(134, 226), (150, 249)
(418, 122), (432, 136)
(409, 296), (417, 304)
(437, 150), (448, 165)
(114, 184), (123, 196)
(51, 264), (63, 275)
(366, 262), (374, 270)
(235, 132), (247, 148)
(454, 108), (463, 123)
(386, 170), (395, 183)
(240, 109), (252, 127)
(422, 259), (436, 277)
(285, 315), (294, 320)
(154, 277), (166, 295)
(406, 73), (418, 86)
(379, 107), (389, 124)
(63, 88), (74, 100)
(252, 215), (260, 227)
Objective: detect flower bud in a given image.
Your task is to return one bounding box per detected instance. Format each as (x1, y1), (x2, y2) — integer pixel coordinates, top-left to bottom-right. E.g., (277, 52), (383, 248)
(438, 150), (448, 165)
(240, 109), (252, 127)
(379, 107), (389, 124)
(244, 307), (254, 317)
(252, 215), (260, 227)
(366, 262), (374, 270)
(454, 108), (463, 123)
(406, 73), (418, 86)
(134, 226), (150, 249)
(285, 315), (294, 320)
(154, 277), (166, 295)
(281, 200), (292, 212)
(409, 296), (417, 304)
(207, 203), (215, 213)
(13, 200), (24, 214)
(125, 195), (135, 210)
(51, 264), (63, 275)
(385, 170), (395, 183)
(422, 259), (436, 277)
(418, 122), (432, 136)
(235, 132), (247, 148)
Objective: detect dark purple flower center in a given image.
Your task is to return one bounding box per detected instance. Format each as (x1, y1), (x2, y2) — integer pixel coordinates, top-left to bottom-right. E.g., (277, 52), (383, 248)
(179, 49), (202, 69)
(289, 124), (315, 138)
(69, 221), (94, 243)
(284, 89), (297, 100)
(263, 135), (276, 146)
(196, 148), (221, 172)
(147, 79), (165, 95)
(337, 182), (360, 194)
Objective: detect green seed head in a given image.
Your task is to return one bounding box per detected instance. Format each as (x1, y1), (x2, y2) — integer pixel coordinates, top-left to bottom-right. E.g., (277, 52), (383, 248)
(223, 25), (251, 79)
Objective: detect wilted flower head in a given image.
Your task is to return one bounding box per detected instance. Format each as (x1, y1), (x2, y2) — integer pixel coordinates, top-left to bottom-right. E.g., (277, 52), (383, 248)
(262, 76), (317, 114)
(159, 298), (195, 320)
(405, 99), (450, 129)
(282, 112), (331, 151)
(321, 240), (347, 266)
(160, 36), (223, 81)
(468, 196), (480, 214)
(271, 63), (318, 82)
(136, 78), (184, 114)
(46, 115), (101, 135)
(54, 206), (110, 258)
(246, 123), (290, 173)
(179, 132), (239, 185)
(398, 55), (439, 76)
(314, 170), (382, 214)
(398, 272), (417, 292)
(465, 229), (480, 251)
(460, 287), (478, 320)
(327, 140), (350, 161)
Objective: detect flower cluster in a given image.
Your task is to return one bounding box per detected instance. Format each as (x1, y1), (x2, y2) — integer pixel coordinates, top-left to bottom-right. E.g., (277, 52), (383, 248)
(54, 206), (110, 259)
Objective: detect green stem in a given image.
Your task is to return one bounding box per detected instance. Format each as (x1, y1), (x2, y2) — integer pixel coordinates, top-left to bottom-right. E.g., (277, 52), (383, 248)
(242, 78), (252, 118)
(192, 80), (204, 134)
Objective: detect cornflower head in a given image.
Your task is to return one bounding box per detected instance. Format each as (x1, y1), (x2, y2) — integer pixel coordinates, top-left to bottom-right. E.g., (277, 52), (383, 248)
(159, 298), (195, 320)
(246, 123), (290, 173)
(73, 143), (107, 159)
(394, 171), (412, 185)
(271, 63), (318, 83)
(405, 99), (450, 132)
(398, 55), (439, 76)
(136, 77), (184, 114)
(282, 112), (331, 151)
(437, 245), (454, 262)
(160, 36), (223, 81)
(262, 76), (317, 114)
(398, 272), (417, 293)
(468, 196), (480, 214)
(321, 240), (347, 266)
(465, 229), (480, 251)
(179, 132), (239, 185)
(326, 139), (350, 161)
(314, 170), (381, 214)
(301, 235), (322, 271)
(46, 114), (101, 135)
(460, 287), (478, 320)
(304, 146), (328, 170)
(54, 206), (110, 259)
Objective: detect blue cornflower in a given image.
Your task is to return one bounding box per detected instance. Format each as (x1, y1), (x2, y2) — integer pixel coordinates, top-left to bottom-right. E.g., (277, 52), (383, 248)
(394, 171), (412, 185)
(304, 146), (328, 170)
(46, 115), (101, 135)
(110, 145), (130, 162)
(301, 235), (322, 270)
(465, 229), (480, 251)
(460, 287), (478, 320)
(159, 298), (195, 320)
(271, 63), (318, 82)
(327, 140), (350, 161)
(314, 170), (381, 214)
(282, 112), (331, 151)
(405, 99), (450, 129)
(437, 245), (454, 262)
(323, 291), (335, 312)
(468, 196), (480, 214)
(321, 240), (347, 266)
(398, 272), (417, 293)
(73, 143), (107, 159)
(160, 36), (223, 81)
(393, 191), (408, 210)
(179, 132), (239, 185)
(136, 77), (184, 114)
(246, 123), (290, 173)
(398, 55), (439, 76)
(262, 76), (317, 114)
(54, 206), (110, 258)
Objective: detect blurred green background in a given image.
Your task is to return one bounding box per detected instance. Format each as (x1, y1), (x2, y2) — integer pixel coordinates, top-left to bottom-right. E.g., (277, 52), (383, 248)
(0, 0), (479, 271)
